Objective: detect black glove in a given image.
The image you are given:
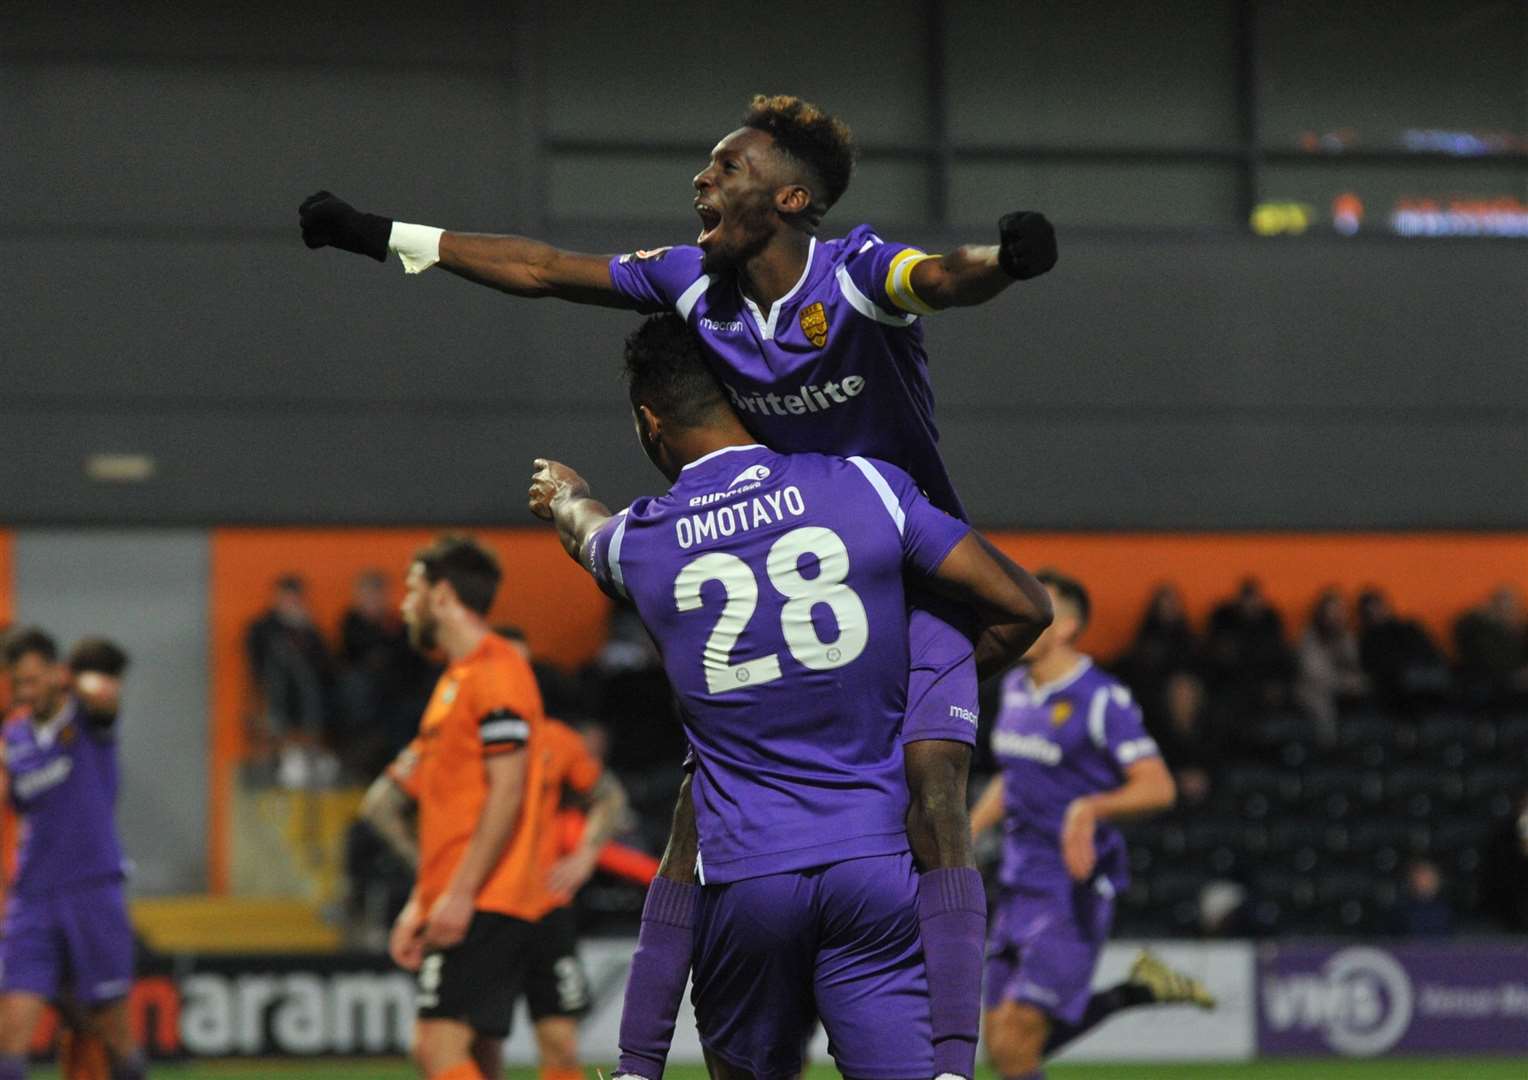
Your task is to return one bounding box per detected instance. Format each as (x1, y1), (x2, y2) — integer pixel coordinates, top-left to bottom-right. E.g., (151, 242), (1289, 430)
(997, 210), (1057, 281)
(299, 191), (393, 262)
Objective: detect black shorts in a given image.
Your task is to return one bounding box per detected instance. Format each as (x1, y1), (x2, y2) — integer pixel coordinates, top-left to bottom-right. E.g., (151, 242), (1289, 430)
(416, 907), (590, 1037)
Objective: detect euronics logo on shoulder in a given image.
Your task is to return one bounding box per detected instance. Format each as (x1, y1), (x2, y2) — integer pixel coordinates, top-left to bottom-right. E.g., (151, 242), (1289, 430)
(689, 464), (772, 507)
(1262, 947), (1414, 1056)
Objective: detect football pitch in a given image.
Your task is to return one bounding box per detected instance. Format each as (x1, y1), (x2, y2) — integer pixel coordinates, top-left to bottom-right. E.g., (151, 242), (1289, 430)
(31, 1061), (1528, 1079)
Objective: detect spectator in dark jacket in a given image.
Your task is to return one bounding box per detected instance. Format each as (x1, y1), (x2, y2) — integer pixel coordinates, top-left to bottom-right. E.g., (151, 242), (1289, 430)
(246, 574), (335, 786)
(1205, 577), (1292, 709)
(1356, 587), (1451, 711)
(1454, 585), (1528, 709)
(1118, 583), (1200, 722)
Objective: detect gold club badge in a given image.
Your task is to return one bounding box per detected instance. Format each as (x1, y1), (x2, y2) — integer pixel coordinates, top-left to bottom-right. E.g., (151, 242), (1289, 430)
(799, 302), (829, 348)
(1050, 701), (1073, 726)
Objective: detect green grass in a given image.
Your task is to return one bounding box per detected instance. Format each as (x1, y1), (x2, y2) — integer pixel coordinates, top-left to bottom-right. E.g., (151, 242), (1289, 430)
(31, 1061), (1528, 1079)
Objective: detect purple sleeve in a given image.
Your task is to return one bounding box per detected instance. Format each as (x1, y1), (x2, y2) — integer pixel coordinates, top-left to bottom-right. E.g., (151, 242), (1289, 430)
(848, 456), (971, 577)
(584, 508), (633, 601)
(607, 245), (708, 315)
(1097, 686), (1161, 768)
(840, 224), (936, 320)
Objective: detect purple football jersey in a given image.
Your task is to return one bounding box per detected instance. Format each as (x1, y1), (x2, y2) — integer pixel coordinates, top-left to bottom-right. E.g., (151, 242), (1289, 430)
(3, 700), (126, 895)
(990, 659), (1159, 892)
(586, 444), (970, 883)
(609, 227), (968, 521)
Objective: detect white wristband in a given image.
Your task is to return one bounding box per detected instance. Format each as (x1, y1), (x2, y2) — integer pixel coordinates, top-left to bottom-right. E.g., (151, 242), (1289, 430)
(388, 222), (444, 274)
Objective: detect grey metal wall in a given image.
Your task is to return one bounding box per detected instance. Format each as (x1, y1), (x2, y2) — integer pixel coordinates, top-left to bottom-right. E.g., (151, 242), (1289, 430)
(3, 2), (1525, 528)
(13, 530), (211, 894)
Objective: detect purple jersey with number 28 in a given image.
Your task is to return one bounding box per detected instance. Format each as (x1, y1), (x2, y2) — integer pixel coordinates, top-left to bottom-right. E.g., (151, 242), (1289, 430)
(609, 227), (967, 521)
(586, 444), (970, 884)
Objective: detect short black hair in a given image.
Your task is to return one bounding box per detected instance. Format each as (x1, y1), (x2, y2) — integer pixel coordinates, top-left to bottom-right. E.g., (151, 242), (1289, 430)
(69, 636), (131, 677)
(742, 94), (856, 211)
(624, 314), (731, 429)
(413, 535), (501, 616)
(4, 626), (58, 668)
(1036, 569), (1091, 632)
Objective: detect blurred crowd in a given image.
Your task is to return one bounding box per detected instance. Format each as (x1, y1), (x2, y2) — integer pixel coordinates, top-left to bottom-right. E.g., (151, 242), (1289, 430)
(241, 570), (1528, 940)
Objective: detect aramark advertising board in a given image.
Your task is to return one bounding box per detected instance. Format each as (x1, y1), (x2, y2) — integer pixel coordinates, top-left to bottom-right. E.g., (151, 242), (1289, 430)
(1258, 942), (1528, 1057)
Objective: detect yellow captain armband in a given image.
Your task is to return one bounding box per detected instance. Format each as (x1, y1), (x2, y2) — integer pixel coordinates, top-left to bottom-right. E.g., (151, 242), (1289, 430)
(884, 248), (940, 316)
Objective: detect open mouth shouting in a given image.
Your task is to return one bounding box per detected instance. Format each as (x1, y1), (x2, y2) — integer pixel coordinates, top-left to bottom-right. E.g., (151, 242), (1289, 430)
(695, 199), (723, 247)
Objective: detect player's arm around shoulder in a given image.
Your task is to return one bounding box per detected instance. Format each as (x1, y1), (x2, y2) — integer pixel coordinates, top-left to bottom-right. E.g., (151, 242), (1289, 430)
(904, 210), (1058, 311)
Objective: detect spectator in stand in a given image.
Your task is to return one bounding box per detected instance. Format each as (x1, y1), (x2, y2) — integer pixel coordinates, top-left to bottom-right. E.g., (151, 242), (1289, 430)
(246, 574), (336, 787)
(338, 570), (433, 777)
(1205, 577), (1292, 710)
(1480, 793), (1528, 933)
(1356, 587), (1451, 712)
(1116, 583), (1200, 722)
(1295, 589), (1371, 745)
(1149, 671), (1219, 807)
(1387, 859), (1454, 938)
(1454, 585), (1528, 710)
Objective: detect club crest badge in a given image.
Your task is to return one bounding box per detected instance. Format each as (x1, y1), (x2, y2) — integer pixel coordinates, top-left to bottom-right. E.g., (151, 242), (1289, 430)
(1050, 701), (1073, 727)
(799, 302), (829, 348)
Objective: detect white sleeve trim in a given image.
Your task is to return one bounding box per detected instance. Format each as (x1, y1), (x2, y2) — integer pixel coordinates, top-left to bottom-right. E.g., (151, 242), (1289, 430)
(675, 275), (714, 321)
(846, 456), (906, 535)
(389, 222), (444, 274)
(835, 265), (918, 328)
(607, 510), (631, 598)
(1087, 687), (1110, 750)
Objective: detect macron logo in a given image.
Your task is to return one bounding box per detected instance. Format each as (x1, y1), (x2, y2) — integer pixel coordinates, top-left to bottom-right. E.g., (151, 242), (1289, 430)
(727, 464), (771, 489)
(949, 704), (978, 726)
(701, 316), (745, 334)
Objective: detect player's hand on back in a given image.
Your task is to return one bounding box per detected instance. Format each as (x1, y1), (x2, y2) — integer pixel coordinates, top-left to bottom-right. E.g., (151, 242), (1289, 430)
(528, 458), (592, 521)
(1060, 797), (1098, 882)
(996, 210), (1057, 280)
(298, 191), (392, 262)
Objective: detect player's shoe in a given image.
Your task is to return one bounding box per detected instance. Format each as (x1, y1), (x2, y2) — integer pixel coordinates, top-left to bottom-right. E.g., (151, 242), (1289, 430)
(1129, 948), (1216, 1009)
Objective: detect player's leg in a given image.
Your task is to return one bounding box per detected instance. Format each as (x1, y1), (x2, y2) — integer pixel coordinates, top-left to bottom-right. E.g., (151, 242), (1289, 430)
(901, 593), (985, 1080)
(0, 893), (65, 1078)
(1041, 950), (1215, 1057)
(413, 1019), (482, 1079)
(413, 912), (527, 1079)
(52, 996), (112, 1080)
(811, 852), (933, 1080)
(469, 1035), (502, 1079)
(62, 881), (144, 1078)
(982, 1001), (1048, 1079)
(982, 880), (1107, 1079)
(84, 1000), (144, 1079)
(0, 993), (49, 1077)
(690, 870), (816, 1080)
(617, 773), (698, 1080)
(525, 907), (590, 1080)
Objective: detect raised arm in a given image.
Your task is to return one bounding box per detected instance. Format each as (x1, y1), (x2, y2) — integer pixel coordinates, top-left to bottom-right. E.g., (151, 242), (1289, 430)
(298, 192), (634, 308)
(528, 458), (613, 563)
(907, 211), (1057, 311)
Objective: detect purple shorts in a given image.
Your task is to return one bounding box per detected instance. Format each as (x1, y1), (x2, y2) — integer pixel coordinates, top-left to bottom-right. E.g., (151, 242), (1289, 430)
(0, 877), (135, 1005)
(902, 590), (979, 747)
(984, 877), (1116, 1024)
(691, 852), (933, 1080)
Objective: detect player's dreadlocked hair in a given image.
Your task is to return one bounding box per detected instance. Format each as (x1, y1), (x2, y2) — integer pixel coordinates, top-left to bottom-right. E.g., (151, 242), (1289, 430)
(742, 93), (856, 213)
(624, 314), (730, 430)
(1036, 568), (1091, 633)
